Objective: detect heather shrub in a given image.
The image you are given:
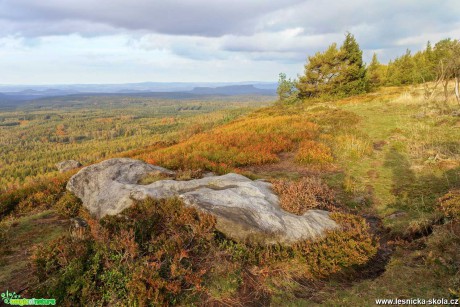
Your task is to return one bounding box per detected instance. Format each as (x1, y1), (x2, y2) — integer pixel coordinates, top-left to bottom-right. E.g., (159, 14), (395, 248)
(438, 189), (460, 220)
(16, 191), (56, 213)
(295, 212), (379, 277)
(1, 177), (69, 216)
(295, 140), (334, 165)
(31, 197), (378, 305)
(272, 177), (338, 214)
(54, 191), (82, 218)
(32, 197), (217, 306)
(217, 212), (378, 279)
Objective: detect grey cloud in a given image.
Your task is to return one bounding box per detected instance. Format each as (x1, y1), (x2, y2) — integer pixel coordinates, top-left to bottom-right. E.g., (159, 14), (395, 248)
(253, 0), (460, 52)
(217, 0), (460, 64)
(0, 0), (305, 37)
(0, 0), (459, 66)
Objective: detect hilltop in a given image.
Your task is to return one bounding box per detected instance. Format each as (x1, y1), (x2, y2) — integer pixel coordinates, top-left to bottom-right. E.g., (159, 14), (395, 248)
(0, 81), (459, 305)
(1, 34), (459, 305)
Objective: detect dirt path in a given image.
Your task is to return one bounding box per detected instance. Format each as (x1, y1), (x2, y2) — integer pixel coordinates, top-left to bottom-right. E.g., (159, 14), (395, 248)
(242, 152), (339, 179)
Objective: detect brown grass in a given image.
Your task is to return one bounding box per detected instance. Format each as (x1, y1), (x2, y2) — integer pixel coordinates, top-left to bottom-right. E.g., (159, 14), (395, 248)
(438, 189), (460, 220)
(271, 177), (338, 215)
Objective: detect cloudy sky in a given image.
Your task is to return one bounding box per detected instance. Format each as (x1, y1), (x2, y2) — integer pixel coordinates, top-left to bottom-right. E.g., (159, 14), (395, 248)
(0, 0), (459, 84)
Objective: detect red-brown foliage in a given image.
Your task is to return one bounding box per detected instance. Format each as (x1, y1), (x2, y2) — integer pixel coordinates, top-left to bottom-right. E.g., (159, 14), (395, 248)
(272, 177), (339, 214)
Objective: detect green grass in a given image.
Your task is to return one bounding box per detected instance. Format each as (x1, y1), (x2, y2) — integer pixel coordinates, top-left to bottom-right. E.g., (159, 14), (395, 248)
(329, 89), (460, 233)
(297, 223), (460, 306)
(285, 86), (460, 305)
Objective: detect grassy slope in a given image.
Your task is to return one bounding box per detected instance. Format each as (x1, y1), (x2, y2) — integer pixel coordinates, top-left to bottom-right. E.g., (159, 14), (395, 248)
(334, 87), (459, 233)
(281, 86), (460, 305)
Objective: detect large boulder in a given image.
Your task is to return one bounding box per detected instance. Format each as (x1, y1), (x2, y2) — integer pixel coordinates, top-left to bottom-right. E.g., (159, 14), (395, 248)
(56, 160), (82, 173)
(67, 158), (338, 244)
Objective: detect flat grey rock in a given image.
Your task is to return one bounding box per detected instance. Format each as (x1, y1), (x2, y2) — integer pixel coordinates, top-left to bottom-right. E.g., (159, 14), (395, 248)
(67, 158), (338, 244)
(56, 160), (82, 172)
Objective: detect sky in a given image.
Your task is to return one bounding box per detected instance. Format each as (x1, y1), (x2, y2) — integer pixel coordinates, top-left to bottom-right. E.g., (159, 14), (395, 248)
(0, 0), (459, 84)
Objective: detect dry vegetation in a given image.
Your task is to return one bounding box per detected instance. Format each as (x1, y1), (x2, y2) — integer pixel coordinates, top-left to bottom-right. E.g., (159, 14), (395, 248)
(136, 115), (322, 173)
(272, 177), (338, 214)
(438, 189), (460, 220)
(30, 197), (377, 306)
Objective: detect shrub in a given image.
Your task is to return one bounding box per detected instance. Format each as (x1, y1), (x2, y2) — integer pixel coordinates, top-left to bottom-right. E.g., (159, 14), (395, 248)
(0, 176), (69, 218)
(16, 191), (57, 213)
(295, 140), (333, 165)
(271, 177), (338, 214)
(31, 198), (378, 305)
(295, 212), (379, 277)
(438, 189), (460, 220)
(32, 197), (217, 306)
(54, 192), (82, 218)
(217, 212), (379, 279)
(139, 115), (320, 173)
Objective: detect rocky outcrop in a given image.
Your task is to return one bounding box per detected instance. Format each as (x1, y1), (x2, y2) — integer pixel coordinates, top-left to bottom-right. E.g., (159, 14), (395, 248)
(67, 158), (338, 244)
(56, 160), (82, 173)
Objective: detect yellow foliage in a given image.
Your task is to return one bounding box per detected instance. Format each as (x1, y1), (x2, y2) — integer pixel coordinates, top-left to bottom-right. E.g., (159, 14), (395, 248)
(295, 212), (379, 277)
(333, 134), (372, 159)
(139, 115), (319, 173)
(295, 140), (334, 165)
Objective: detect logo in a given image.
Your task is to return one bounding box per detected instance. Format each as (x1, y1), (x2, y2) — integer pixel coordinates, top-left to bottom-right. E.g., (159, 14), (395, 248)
(1, 290), (56, 306)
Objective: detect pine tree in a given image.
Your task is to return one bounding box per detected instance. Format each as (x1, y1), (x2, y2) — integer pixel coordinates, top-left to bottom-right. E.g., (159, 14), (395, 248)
(334, 32), (368, 96)
(386, 49), (417, 85)
(367, 53), (384, 90)
(296, 33), (368, 99)
(296, 43), (342, 98)
(276, 73), (297, 103)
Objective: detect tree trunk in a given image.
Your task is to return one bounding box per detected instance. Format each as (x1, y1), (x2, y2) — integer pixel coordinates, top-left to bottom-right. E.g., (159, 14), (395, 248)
(455, 76), (460, 105)
(443, 79), (449, 102)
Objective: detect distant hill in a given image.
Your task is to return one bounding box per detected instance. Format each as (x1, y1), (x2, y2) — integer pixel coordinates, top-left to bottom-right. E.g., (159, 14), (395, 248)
(190, 85), (275, 95)
(0, 83), (277, 108)
(0, 81), (277, 95)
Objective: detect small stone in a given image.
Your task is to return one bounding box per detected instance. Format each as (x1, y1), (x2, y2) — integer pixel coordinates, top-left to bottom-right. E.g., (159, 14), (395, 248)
(69, 217), (88, 239)
(412, 112), (425, 119)
(56, 160), (82, 173)
(387, 211), (407, 219)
